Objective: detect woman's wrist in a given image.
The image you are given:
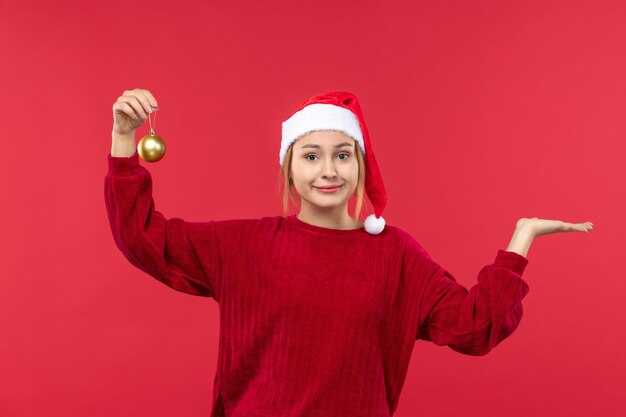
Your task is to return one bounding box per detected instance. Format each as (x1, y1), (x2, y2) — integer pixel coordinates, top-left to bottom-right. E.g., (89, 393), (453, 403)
(111, 131), (136, 157)
(505, 225), (534, 258)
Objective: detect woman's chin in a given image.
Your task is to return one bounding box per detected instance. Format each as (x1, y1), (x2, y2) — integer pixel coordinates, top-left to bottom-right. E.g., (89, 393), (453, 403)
(310, 199), (347, 209)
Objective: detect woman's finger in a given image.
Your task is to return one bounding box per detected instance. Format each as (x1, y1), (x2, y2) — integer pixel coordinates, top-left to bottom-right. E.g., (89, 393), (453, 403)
(122, 95), (148, 119)
(125, 89), (158, 114)
(134, 90), (156, 115)
(140, 89), (159, 108)
(567, 222), (594, 233)
(117, 101), (139, 120)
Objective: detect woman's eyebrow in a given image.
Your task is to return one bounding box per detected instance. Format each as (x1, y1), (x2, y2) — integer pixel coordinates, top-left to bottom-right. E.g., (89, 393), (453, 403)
(300, 142), (353, 149)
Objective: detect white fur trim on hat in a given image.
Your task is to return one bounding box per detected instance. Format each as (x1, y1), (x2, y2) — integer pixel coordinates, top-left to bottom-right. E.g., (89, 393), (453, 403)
(280, 103), (365, 165)
(364, 214), (385, 235)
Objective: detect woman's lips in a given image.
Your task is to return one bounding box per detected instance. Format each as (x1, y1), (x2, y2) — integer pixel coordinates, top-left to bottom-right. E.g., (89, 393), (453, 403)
(315, 185), (342, 193)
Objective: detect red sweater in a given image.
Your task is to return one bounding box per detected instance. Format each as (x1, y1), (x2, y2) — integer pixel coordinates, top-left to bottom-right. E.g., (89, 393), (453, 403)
(104, 151), (530, 417)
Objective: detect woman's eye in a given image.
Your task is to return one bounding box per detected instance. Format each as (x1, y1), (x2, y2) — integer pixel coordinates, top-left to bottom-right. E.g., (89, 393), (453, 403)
(305, 153), (350, 161)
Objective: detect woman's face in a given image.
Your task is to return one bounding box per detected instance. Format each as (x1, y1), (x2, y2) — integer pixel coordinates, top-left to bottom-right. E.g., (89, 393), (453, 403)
(290, 130), (359, 212)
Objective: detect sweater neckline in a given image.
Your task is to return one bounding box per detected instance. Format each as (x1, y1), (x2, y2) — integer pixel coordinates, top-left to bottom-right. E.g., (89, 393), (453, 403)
(286, 215), (367, 235)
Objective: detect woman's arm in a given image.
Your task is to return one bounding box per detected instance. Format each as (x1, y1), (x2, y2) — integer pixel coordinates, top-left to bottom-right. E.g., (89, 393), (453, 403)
(104, 151), (219, 298)
(417, 217), (594, 355)
(416, 249), (529, 356)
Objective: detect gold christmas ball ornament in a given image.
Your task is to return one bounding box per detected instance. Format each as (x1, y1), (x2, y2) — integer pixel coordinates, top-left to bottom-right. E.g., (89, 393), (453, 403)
(137, 128), (166, 162)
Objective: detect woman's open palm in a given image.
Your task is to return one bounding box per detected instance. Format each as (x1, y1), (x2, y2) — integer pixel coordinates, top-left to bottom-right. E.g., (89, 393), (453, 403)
(516, 217), (595, 238)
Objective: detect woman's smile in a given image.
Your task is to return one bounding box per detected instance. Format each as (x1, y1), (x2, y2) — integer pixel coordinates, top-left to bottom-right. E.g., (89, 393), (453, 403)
(315, 185), (342, 193)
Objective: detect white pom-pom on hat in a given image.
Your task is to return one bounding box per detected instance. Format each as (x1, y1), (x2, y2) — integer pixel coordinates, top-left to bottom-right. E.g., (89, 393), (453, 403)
(364, 214), (386, 235)
(280, 91), (388, 235)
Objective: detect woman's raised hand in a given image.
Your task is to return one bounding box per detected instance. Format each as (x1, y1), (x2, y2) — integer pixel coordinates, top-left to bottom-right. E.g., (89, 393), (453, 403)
(112, 88), (159, 137)
(516, 217), (595, 238)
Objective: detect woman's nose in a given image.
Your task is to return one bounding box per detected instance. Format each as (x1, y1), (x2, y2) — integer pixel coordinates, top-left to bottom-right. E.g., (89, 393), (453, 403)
(322, 159), (337, 177)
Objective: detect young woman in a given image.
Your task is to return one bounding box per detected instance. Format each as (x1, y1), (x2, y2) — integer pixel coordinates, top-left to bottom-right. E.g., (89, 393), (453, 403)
(105, 89), (594, 417)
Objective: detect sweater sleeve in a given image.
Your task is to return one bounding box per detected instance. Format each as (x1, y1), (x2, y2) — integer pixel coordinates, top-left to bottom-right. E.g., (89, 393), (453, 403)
(416, 248), (529, 356)
(104, 152), (219, 299)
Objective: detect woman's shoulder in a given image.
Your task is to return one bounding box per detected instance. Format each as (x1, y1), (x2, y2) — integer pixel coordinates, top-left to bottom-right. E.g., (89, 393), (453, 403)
(383, 224), (436, 261)
(379, 227), (443, 286)
(382, 223), (420, 245)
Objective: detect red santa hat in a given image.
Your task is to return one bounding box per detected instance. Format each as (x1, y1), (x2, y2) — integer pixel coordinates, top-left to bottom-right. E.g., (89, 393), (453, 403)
(280, 91), (387, 235)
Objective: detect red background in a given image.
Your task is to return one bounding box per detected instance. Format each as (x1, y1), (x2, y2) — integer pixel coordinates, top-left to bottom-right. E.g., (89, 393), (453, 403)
(1, 0), (623, 416)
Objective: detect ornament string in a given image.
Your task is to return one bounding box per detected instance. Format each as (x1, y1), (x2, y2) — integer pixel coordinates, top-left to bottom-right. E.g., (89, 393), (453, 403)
(149, 109), (157, 135)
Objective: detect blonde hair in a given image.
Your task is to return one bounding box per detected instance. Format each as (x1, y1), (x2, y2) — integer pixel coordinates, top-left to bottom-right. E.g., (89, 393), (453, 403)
(278, 136), (366, 220)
